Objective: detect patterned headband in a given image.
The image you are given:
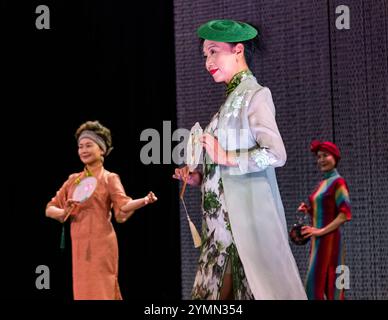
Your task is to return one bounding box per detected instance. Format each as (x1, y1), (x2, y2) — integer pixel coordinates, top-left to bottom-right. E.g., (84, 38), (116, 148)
(78, 130), (107, 154)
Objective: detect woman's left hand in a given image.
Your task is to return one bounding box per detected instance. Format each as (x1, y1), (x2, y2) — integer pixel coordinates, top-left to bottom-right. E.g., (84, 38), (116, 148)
(144, 191), (158, 205)
(301, 226), (323, 238)
(200, 133), (236, 166)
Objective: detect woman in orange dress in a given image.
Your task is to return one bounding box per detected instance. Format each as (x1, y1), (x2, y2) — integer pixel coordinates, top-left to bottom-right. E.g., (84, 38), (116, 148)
(46, 120), (157, 300)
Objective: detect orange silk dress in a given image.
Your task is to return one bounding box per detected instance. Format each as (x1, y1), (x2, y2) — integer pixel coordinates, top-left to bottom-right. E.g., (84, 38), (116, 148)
(47, 166), (131, 300)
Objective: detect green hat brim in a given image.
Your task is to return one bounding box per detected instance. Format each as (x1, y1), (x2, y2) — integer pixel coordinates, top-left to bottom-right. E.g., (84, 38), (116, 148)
(197, 19), (258, 42)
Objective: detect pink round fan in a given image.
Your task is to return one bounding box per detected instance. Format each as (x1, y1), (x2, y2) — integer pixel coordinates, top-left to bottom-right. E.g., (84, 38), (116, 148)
(72, 176), (97, 202)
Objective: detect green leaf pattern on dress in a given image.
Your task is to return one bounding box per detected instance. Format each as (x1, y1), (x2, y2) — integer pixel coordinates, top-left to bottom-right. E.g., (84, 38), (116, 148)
(191, 113), (253, 300)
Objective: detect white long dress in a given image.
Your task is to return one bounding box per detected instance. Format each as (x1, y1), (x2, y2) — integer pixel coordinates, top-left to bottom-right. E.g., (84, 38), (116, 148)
(193, 70), (307, 300)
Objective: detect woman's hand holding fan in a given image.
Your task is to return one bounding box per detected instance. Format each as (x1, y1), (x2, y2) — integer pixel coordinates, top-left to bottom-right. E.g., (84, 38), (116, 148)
(179, 122), (203, 197)
(176, 122), (203, 248)
(63, 199), (80, 222)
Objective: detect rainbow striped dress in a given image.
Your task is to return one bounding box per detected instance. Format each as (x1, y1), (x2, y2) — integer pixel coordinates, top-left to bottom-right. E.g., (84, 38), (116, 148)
(305, 169), (351, 300)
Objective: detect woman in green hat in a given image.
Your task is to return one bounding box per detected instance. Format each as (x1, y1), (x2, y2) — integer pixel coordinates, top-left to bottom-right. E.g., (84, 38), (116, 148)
(174, 19), (306, 299)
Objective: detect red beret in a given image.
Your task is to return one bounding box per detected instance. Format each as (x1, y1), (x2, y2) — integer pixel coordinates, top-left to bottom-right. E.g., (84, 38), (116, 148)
(310, 140), (341, 163)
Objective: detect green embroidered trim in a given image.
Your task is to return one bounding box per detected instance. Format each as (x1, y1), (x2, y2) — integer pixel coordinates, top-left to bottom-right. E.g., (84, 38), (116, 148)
(225, 69), (252, 96)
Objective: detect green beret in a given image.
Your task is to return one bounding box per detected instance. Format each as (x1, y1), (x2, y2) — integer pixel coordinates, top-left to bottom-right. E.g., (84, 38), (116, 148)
(197, 19), (258, 42)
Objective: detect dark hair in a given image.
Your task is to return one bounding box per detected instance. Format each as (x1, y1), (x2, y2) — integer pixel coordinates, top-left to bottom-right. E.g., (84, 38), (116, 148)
(229, 37), (259, 67)
(199, 34), (260, 68)
(75, 120), (113, 156)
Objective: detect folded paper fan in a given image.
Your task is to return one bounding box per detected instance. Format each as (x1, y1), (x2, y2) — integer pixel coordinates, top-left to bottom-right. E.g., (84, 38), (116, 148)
(180, 122), (203, 248)
(186, 122), (203, 172)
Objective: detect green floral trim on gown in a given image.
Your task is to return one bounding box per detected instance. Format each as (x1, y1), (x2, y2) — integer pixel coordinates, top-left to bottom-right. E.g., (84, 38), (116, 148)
(191, 112), (254, 300)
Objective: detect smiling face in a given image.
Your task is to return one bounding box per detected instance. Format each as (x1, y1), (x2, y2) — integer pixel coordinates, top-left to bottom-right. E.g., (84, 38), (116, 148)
(78, 137), (104, 166)
(316, 150), (336, 172)
(203, 40), (247, 84)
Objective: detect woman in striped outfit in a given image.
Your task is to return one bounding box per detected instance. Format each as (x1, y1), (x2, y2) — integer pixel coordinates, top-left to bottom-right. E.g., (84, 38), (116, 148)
(298, 140), (352, 300)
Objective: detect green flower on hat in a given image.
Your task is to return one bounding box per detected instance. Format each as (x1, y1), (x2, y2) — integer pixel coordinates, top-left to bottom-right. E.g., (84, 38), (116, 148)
(197, 19), (258, 42)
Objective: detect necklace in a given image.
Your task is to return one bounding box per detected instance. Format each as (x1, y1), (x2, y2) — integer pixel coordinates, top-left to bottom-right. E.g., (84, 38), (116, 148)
(74, 167), (93, 185)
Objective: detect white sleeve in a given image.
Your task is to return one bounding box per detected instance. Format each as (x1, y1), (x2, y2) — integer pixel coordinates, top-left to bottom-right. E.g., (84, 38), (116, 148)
(235, 87), (287, 174)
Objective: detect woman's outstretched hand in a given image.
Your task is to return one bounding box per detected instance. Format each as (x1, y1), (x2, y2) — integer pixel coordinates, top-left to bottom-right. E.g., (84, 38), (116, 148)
(117, 192), (158, 223)
(144, 191), (158, 205)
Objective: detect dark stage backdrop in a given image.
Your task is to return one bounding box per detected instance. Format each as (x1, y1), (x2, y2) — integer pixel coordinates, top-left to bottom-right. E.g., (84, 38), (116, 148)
(2, 0), (181, 299)
(173, 0), (388, 299)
